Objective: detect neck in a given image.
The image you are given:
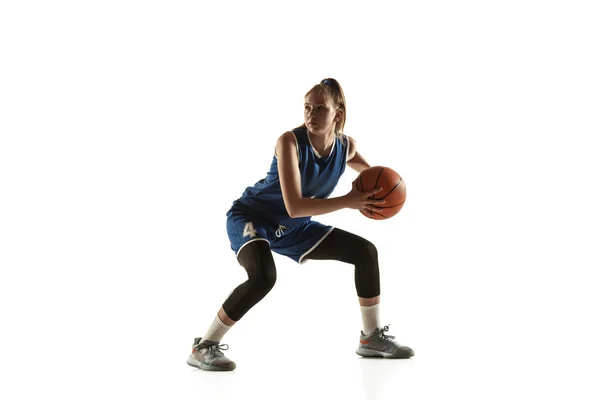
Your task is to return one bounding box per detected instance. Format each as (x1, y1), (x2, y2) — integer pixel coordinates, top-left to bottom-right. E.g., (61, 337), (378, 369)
(308, 129), (336, 156)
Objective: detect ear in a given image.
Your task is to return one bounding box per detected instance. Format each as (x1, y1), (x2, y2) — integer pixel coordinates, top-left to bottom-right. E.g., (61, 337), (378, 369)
(335, 109), (343, 121)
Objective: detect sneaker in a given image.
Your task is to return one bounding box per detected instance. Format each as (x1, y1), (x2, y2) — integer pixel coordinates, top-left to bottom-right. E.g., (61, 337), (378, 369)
(356, 325), (414, 359)
(187, 337), (236, 371)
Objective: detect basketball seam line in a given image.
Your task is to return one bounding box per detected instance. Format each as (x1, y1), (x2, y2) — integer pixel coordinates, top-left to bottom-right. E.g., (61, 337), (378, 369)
(378, 200), (405, 209)
(369, 167), (385, 200)
(370, 210), (389, 219)
(373, 178), (403, 201)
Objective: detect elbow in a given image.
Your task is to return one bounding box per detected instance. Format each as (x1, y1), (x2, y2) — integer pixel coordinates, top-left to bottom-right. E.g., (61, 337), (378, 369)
(287, 207), (299, 219)
(285, 200), (303, 219)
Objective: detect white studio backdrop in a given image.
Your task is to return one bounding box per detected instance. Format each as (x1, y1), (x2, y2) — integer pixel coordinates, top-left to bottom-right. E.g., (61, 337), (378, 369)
(1, 1), (599, 399)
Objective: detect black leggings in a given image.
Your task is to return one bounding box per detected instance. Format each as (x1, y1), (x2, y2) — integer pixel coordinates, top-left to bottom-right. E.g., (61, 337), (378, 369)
(221, 228), (380, 322)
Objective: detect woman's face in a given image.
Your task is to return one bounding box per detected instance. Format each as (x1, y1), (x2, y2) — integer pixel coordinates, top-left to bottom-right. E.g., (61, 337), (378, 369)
(304, 91), (339, 136)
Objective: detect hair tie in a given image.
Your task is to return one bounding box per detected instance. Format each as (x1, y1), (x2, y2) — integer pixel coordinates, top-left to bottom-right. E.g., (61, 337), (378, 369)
(322, 79), (332, 86)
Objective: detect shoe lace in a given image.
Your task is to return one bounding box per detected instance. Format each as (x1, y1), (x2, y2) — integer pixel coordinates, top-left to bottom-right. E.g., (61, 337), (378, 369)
(377, 325), (396, 342)
(206, 343), (229, 356)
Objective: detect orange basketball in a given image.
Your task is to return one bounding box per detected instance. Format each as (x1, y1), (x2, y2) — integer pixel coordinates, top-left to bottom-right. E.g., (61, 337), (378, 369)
(357, 166), (406, 220)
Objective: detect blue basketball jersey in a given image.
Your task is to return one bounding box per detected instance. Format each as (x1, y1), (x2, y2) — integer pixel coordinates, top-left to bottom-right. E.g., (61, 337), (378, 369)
(232, 126), (349, 229)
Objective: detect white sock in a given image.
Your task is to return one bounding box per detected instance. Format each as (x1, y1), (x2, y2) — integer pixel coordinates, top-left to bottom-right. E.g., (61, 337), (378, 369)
(200, 315), (232, 344)
(360, 304), (380, 336)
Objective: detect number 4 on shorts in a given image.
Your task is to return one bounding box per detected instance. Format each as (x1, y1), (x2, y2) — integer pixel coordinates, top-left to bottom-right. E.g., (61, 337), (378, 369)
(243, 222), (257, 238)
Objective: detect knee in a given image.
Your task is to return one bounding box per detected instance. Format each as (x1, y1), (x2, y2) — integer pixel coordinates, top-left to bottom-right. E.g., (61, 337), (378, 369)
(357, 239), (378, 263)
(248, 263), (277, 294)
(239, 241), (277, 294)
(259, 265), (277, 291)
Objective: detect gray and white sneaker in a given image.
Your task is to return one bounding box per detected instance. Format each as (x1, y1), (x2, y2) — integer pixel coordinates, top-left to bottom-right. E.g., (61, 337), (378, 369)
(187, 337), (236, 371)
(356, 325), (414, 359)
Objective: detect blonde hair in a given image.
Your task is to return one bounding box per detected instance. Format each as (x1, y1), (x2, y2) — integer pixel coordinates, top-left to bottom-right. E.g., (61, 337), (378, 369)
(297, 78), (347, 137)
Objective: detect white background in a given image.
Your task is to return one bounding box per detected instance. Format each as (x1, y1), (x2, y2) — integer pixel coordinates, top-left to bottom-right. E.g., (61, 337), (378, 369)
(1, 1), (599, 399)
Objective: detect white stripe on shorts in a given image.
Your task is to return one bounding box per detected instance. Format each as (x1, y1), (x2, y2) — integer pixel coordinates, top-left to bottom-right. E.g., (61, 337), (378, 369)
(236, 238), (270, 262)
(298, 226), (336, 265)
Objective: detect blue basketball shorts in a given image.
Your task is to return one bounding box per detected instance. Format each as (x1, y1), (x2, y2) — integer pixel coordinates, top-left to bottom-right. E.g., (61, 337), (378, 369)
(226, 207), (335, 264)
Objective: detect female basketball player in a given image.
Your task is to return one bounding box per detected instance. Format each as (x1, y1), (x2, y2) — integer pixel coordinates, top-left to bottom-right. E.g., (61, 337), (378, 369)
(187, 78), (414, 371)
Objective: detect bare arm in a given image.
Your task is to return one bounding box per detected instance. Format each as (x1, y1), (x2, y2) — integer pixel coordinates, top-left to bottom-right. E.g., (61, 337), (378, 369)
(276, 132), (352, 218)
(276, 132), (385, 218)
(346, 136), (371, 173)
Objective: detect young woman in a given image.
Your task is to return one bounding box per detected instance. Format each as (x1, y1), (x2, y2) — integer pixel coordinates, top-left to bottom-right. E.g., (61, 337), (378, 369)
(187, 78), (414, 371)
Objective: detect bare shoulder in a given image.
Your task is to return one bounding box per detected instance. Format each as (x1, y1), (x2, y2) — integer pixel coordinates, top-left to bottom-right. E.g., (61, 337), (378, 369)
(277, 130), (296, 144)
(275, 131), (298, 159)
(346, 135), (357, 161)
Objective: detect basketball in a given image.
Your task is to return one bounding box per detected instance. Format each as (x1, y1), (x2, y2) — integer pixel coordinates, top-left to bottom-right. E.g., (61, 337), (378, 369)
(357, 166), (406, 220)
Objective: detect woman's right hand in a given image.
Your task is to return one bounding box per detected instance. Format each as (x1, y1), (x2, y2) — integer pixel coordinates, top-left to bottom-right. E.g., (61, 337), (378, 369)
(343, 179), (386, 212)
